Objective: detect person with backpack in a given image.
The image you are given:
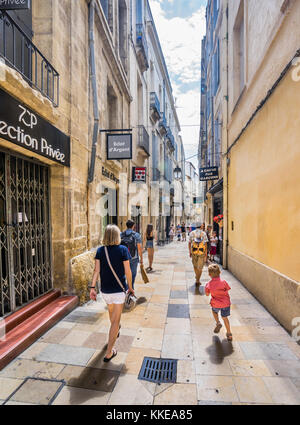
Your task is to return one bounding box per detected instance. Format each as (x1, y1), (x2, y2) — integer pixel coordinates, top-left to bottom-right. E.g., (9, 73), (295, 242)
(120, 220), (143, 290)
(188, 222), (208, 286)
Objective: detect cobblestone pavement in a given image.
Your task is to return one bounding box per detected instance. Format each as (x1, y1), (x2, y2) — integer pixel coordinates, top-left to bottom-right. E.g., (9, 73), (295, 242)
(1, 242), (300, 405)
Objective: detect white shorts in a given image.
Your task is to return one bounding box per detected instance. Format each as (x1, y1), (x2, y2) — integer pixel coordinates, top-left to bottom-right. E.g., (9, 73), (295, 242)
(101, 292), (125, 305)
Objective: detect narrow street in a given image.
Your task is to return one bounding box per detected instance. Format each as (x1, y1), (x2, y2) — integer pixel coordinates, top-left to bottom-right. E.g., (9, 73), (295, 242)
(0, 241), (299, 406)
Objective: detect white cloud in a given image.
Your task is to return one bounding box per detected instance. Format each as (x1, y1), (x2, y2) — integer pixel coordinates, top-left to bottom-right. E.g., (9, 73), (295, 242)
(149, 0), (206, 167)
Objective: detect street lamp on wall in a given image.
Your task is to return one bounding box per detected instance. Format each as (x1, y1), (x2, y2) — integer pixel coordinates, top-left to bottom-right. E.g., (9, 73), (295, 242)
(174, 166), (182, 180)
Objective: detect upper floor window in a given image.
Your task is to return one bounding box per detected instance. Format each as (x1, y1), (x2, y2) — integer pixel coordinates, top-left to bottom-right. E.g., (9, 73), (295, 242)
(233, 0), (245, 104)
(100, 0), (113, 33)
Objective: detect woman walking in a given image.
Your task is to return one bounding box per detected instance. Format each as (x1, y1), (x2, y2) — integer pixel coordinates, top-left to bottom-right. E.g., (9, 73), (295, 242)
(144, 224), (155, 272)
(89, 225), (134, 362)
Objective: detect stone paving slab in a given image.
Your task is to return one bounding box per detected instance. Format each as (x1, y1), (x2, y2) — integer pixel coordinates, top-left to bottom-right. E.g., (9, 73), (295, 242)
(1, 241), (300, 405)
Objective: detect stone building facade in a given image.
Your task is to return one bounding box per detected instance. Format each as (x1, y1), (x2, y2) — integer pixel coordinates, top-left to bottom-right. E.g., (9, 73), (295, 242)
(199, 0), (300, 332)
(0, 0), (185, 313)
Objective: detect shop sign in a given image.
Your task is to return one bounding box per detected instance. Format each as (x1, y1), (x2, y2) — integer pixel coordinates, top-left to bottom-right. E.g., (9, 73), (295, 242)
(0, 88), (70, 166)
(132, 167), (146, 183)
(0, 0), (30, 10)
(199, 166), (219, 181)
(107, 133), (132, 160)
(102, 167), (120, 184)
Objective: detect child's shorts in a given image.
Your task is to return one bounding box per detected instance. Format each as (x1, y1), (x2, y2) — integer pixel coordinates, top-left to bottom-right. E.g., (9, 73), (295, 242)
(212, 306), (231, 317)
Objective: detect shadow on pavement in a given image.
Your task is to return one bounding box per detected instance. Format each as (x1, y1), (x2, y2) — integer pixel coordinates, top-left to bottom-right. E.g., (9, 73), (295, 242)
(206, 336), (234, 364)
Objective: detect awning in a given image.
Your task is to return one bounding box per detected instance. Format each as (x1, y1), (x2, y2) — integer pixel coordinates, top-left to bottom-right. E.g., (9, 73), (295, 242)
(207, 178), (223, 195)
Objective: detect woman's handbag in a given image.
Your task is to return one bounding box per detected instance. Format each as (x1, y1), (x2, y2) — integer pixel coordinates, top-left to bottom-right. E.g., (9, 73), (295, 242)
(104, 247), (136, 310)
(140, 264), (149, 284)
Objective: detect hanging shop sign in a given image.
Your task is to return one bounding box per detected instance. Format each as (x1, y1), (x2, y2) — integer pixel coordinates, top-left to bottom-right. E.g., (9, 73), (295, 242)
(102, 167), (120, 184)
(199, 166), (219, 181)
(0, 0), (30, 10)
(0, 88), (70, 166)
(107, 133), (132, 160)
(132, 167), (146, 183)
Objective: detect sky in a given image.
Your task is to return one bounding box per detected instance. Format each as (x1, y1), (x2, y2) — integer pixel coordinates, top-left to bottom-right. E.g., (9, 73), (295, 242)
(149, 0), (207, 169)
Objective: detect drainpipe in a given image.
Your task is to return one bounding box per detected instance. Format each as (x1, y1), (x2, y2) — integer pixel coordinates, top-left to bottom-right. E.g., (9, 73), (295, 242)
(224, 1), (229, 269)
(88, 0), (100, 184)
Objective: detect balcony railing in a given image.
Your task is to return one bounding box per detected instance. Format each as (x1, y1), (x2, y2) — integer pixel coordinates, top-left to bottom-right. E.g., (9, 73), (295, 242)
(166, 127), (176, 151)
(150, 91), (161, 122)
(138, 125), (150, 156)
(159, 112), (167, 136)
(0, 11), (59, 106)
(136, 23), (149, 73)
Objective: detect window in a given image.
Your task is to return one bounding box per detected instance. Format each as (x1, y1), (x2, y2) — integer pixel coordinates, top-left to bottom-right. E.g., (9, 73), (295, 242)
(136, 0), (143, 24)
(233, 1), (245, 103)
(107, 83), (118, 129)
(100, 0), (109, 21)
(213, 39), (220, 95)
(213, 0), (220, 27)
(118, 0), (128, 72)
(100, 0), (113, 32)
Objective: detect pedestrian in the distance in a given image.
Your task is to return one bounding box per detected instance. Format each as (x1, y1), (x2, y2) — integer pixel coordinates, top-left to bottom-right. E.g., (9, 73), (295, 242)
(169, 224), (174, 242)
(205, 264), (233, 341)
(176, 224), (181, 241)
(89, 225), (134, 362)
(144, 224), (155, 272)
(189, 223), (208, 286)
(209, 231), (218, 262)
(181, 222), (187, 241)
(206, 224), (212, 263)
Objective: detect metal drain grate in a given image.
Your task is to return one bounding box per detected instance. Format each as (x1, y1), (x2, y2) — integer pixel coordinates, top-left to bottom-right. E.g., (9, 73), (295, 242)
(138, 357), (177, 384)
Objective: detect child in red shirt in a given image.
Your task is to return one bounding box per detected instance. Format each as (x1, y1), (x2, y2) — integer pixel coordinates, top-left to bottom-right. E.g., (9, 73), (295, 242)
(205, 264), (233, 341)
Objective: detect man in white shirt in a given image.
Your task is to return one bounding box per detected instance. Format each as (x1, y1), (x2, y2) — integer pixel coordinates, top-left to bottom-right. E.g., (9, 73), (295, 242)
(188, 223), (208, 286)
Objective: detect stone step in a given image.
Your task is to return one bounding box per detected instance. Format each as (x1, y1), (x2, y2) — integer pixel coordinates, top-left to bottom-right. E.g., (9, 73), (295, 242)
(4, 289), (62, 334)
(0, 294), (78, 370)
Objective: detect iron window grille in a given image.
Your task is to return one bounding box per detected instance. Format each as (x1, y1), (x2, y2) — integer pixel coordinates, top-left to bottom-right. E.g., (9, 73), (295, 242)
(0, 11), (59, 107)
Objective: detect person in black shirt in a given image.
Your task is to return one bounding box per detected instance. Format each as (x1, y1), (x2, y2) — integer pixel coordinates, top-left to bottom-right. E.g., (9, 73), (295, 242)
(90, 225), (134, 362)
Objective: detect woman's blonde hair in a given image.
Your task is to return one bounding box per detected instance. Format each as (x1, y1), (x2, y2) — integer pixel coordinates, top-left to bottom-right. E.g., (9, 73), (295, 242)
(102, 225), (121, 246)
(208, 264), (221, 277)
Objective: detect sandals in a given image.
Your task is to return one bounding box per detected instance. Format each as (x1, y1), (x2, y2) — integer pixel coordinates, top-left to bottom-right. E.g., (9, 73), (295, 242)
(214, 322), (223, 333)
(226, 333), (233, 341)
(104, 348), (117, 363)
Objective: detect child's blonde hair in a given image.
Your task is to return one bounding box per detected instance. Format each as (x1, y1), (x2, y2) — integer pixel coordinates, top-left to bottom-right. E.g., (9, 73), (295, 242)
(208, 264), (221, 277)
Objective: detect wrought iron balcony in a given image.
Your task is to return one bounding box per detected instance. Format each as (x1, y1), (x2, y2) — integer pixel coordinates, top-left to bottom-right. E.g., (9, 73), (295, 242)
(136, 23), (149, 73)
(0, 11), (59, 106)
(138, 125), (150, 156)
(150, 92), (161, 122)
(166, 127), (176, 152)
(158, 112), (167, 136)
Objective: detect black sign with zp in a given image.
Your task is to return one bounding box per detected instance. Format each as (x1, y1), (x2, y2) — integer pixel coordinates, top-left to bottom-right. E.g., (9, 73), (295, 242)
(0, 0), (30, 10)
(0, 88), (70, 166)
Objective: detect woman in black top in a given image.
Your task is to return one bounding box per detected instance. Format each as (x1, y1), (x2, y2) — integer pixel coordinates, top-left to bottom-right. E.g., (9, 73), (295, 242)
(144, 224), (155, 272)
(90, 225), (134, 362)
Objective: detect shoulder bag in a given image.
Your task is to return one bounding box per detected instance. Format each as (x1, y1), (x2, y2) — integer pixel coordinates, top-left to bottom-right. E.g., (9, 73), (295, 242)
(104, 246), (135, 309)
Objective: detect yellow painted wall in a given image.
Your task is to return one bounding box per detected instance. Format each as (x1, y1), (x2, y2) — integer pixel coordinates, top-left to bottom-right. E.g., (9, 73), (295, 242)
(228, 68), (300, 282)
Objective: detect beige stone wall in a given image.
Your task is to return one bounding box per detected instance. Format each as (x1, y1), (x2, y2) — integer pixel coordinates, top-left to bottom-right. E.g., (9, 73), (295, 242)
(228, 246), (300, 333)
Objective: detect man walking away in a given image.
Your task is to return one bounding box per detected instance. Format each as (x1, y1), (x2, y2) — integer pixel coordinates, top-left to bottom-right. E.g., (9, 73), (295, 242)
(181, 222), (187, 242)
(189, 222), (208, 286)
(121, 220), (143, 290)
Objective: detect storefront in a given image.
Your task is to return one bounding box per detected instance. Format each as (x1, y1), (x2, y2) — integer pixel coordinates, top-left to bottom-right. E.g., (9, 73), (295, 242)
(208, 179), (223, 265)
(0, 88), (70, 317)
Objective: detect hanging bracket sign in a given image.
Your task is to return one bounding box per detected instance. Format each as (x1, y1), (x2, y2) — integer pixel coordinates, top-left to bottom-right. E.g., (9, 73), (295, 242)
(107, 133), (132, 160)
(200, 167), (219, 181)
(0, 88), (70, 166)
(0, 0), (30, 10)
